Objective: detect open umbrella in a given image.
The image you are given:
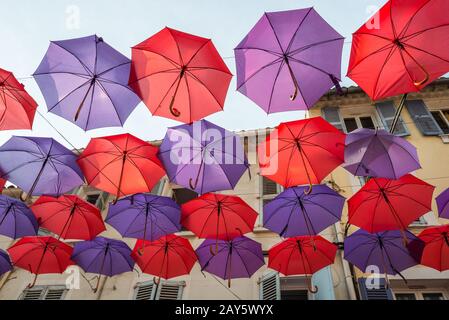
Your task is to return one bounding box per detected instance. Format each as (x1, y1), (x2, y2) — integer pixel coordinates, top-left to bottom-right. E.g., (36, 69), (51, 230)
(436, 188), (449, 220)
(77, 133), (165, 201)
(0, 136), (84, 200)
(268, 235), (337, 293)
(129, 27), (232, 123)
(0, 68), (37, 130)
(8, 236), (74, 287)
(71, 236), (135, 292)
(258, 117), (345, 191)
(0, 194), (38, 238)
(418, 225), (449, 272)
(33, 35), (140, 130)
(196, 236), (264, 287)
(235, 8), (344, 113)
(344, 128), (420, 179)
(0, 249), (12, 276)
(31, 195), (105, 240)
(263, 184), (345, 237)
(159, 120), (248, 194)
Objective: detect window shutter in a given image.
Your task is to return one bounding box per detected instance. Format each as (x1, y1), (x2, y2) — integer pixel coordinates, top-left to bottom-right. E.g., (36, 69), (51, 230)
(20, 286), (66, 300)
(259, 272), (280, 300)
(311, 266), (336, 300)
(21, 288), (45, 300)
(134, 281), (156, 300)
(44, 287), (66, 300)
(405, 99), (443, 136)
(358, 278), (393, 300)
(321, 107), (344, 131)
(375, 101), (409, 136)
(262, 177), (278, 195)
(157, 281), (184, 300)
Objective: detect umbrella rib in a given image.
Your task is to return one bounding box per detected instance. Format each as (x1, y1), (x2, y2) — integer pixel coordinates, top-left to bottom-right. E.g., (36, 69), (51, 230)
(346, 42), (394, 76)
(185, 72), (224, 108)
(127, 68), (181, 85)
(266, 59), (286, 114)
(236, 58), (283, 90)
(397, 0), (433, 38)
(372, 45), (398, 99)
(151, 71), (183, 116)
(402, 42), (449, 65)
(285, 7), (314, 53)
(47, 80), (92, 112)
(51, 42), (93, 76)
(195, 204), (219, 237)
(288, 37), (345, 57)
(97, 61), (131, 77)
(264, 13), (285, 53)
(185, 39), (211, 67)
(131, 47), (181, 69)
(234, 46), (282, 57)
(95, 81), (124, 126)
(386, 190), (432, 210)
(232, 247), (252, 277)
(184, 70), (193, 123)
(401, 23), (449, 42)
(389, 1), (398, 40)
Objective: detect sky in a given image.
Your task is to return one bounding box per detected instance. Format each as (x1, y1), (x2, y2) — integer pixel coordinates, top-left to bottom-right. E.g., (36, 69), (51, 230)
(0, 0), (386, 148)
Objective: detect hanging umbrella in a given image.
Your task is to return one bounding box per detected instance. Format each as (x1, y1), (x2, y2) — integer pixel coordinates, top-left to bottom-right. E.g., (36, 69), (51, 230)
(129, 27), (232, 123)
(344, 229), (424, 286)
(31, 195), (105, 240)
(264, 184), (345, 237)
(33, 35), (140, 130)
(348, 174), (434, 236)
(8, 236), (74, 287)
(436, 188), (449, 220)
(268, 235), (337, 292)
(196, 236), (264, 287)
(344, 128), (420, 179)
(258, 117), (345, 190)
(106, 193), (181, 245)
(235, 8), (344, 113)
(347, 0), (449, 133)
(0, 194), (38, 238)
(77, 133), (165, 201)
(159, 120), (249, 194)
(418, 225), (449, 272)
(0, 136), (84, 200)
(0, 249), (12, 276)
(0, 68), (37, 130)
(0, 178), (5, 191)
(71, 236), (135, 292)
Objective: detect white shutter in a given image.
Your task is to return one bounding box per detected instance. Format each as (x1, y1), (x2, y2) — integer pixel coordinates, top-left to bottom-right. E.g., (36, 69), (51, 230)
(44, 287), (66, 300)
(20, 286), (66, 300)
(157, 281), (184, 300)
(134, 281), (156, 300)
(259, 272), (280, 300)
(21, 288), (45, 300)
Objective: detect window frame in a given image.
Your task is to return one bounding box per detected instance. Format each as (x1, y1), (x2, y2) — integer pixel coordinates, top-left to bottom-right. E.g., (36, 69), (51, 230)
(342, 115), (378, 133)
(394, 289), (447, 300)
(430, 109), (449, 135)
(258, 176), (283, 227)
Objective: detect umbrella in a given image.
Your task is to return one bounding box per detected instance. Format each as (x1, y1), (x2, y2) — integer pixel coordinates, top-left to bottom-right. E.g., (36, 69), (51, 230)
(196, 236), (264, 287)
(77, 133), (165, 201)
(159, 120), (249, 194)
(0, 178), (5, 191)
(8, 236), (74, 287)
(344, 229), (424, 286)
(0, 136), (84, 200)
(106, 193), (181, 244)
(436, 188), (449, 219)
(129, 27), (232, 123)
(131, 235), (197, 283)
(235, 8), (344, 113)
(258, 117), (345, 190)
(71, 236), (135, 292)
(0, 68), (37, 130)
(348, 174), (434, 237)
(0, 194), (38, 238)
(268, 235), (337, 292)
(0, 249), (12, 276)
(33, 35), (140, 130)
(418, 225), (449, 272)
(344, 128), (420, 179)
(347, 0), (449, 133)
(263, 184), (345, 237)
(31, 195), (105, 240)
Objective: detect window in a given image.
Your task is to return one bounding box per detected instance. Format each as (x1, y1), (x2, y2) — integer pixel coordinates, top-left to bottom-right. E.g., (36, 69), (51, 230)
(259, 177), (282, 225)
(343, 118), (358, 133)
(151, 179), (166, 195)
(423, 293), (445, 300)
(20, 286), (67, 300)
(394, 291), (446, 300)
(172, 188), (198, 205)
(395, 293), (416, 300)
(343, 116), (376, 133)
(259, 273), (310, 300)
(410, 216), (427, 226)
(431, 110), (449, 134)
(134, 281), (184, 300)
(86, 193), (100, 206)
(85, 192), (109, 211)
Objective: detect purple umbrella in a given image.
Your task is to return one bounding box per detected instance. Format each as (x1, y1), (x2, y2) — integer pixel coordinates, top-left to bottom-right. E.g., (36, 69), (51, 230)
(0, 249), (12, 276)
(436, 187), (449, 219)
(0, 136), (84, 200)
(106, 193), (181, 242)
(344, 128), (420, 179)
(33, 35), (140, 130)
(234, 8), (344, 113)
(0, 195), (38, 238)
(158, 120), (249, 194)
(196, 236), (264, 287)
(71, 236), (135, 292)
(264, 185), (345, 237)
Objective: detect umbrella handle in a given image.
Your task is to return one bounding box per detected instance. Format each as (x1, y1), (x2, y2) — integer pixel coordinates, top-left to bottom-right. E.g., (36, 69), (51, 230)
(93, 275), (101, 293)
(189, 178), (197, 190)
(285, 58), (299, 101)
(290, 86), (298, 101)
(27, 274), (38, 289)
(308, 283), (318, 294)
(209, 243), (219, 256)
(153, 276), (160, 285)
(304, 183), (313, 195)
(169, 99), (181, 117)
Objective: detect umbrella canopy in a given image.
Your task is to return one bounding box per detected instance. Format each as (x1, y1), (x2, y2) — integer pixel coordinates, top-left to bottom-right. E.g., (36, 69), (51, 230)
(347, 0), (449, 100)
(436, 188), (449, 220)
(196, 236), (264, 286)
(0, 136), (84, 199)
(181, 193), (258, 241)
(77, 133), (165, 200)
(159, 120), (248, 194)
(258, 117), (345, 189)
(418, 225), (449, 272)
(263, 184), (345, 237)
(131, 234), (197, 280)
(33, 35), (140, 130)
(235, 8), (344, 113)
(129, 27), (232, 123)
(0, 249), (12, 276)
(348, 174), (434, 233)
(31, 195), (105, 240)
(0, 68), (37, 130)
(106, 193), (181, 241)
(344, 128), (420, 179)
(0, 194), (38, 239)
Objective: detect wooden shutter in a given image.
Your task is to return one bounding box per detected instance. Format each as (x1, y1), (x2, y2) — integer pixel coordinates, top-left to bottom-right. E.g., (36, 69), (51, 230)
(157, 281), (184, 300)
(262, 177), (278, 195)
(259, 272), (280, 300)
(358, 278), (393, 300)
(134, 281), (156, 300)
(406, 99), (443, 136)
(21, 288), (45, 300)
(375, 101), (409, 136)
(44, 287), (66, 300)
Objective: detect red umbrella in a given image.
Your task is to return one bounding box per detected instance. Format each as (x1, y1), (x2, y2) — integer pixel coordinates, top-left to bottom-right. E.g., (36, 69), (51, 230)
(0, 68), (37, 130)
(268, 236), (337, 293)
(418, 225), (449, 272)
(8, 236), (74, 287)
(77, 133), (165, 201)
(31, 195), (106, 240)
(258, 117), (345, 191)
(129, 27), (232, 123)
